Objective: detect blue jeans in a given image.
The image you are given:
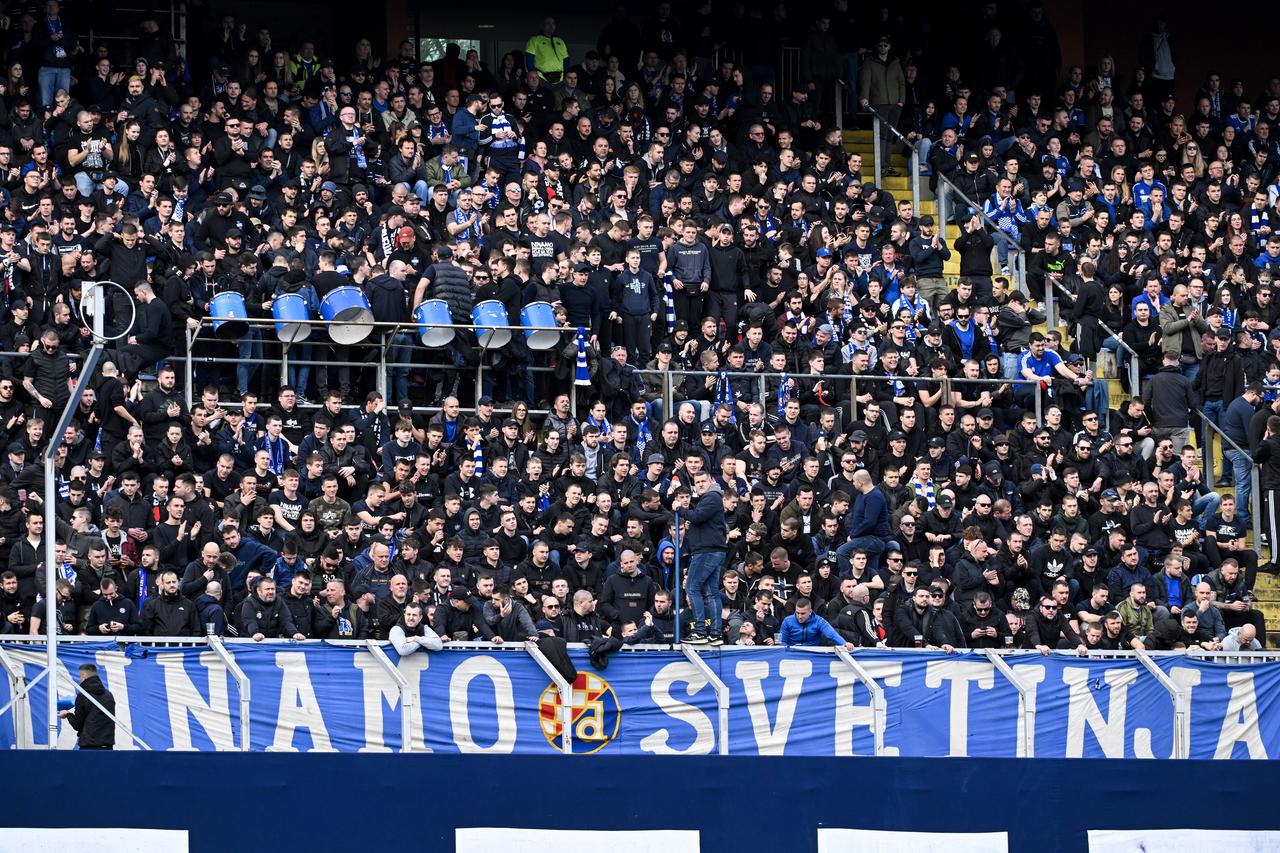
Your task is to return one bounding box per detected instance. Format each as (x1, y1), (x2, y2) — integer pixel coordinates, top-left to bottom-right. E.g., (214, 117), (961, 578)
(1193, 491), (1222, 529)
(38, 66), (70, 109)
(686, 550), (725, 637)
(994, 231), (1015, 270)
(1181, 361), (1200, 386)
(1000, 351), (1022, 380)
(74, 172), (128, 199)
(385, 331), (415, 403)
(1228, 449), (1253, 520)
(1084, 378), (1109, 420)
(287, 342), (311, 397)
(837, 535), (887, 577)
(237, 328), (263, 395)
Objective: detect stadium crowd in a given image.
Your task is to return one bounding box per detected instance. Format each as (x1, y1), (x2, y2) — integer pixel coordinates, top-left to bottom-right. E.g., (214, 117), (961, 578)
(0, 1), (1274, 655)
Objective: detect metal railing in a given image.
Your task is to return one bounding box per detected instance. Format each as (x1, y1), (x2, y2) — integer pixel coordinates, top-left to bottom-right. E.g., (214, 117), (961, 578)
(1196, 408), (1261, 543)
(1048, 278), (1141, 394)
(864, 103), (921, 214)
(934, 172), (1029, 298)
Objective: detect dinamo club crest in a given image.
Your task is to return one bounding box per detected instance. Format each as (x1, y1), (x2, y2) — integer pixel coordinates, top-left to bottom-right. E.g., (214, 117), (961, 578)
(538, 671), (621, 753)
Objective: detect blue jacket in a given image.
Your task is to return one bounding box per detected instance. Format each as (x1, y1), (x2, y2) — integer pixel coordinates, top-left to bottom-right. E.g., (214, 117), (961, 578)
(847, 486), (891, 539)
(1222, 394), (1258, 449)
(228, 538), (277, 590)
(779, 612), (845, 646)
(682, 482), (727, 553)
(451, 109), (480, 157)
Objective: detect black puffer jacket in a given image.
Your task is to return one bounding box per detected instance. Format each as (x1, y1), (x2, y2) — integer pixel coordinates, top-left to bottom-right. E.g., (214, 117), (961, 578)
(429, 261), (474, 323)
(66, 675), (115, 748)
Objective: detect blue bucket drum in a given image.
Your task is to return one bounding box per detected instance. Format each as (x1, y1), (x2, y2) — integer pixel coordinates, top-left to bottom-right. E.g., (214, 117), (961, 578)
(272, 293), (312, 343)
(320, 286), (374, 345)
(472, 300), (511, 349)
(520, 301), (559, 350)
(414, 299), (455, 347)
(210, 291), (249, 340)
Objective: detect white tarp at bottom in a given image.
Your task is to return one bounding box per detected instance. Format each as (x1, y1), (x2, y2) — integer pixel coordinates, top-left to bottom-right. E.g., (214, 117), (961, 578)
(818, 828), (1009, 852)
(456, 829), (701, 853)
(1089, 830), (1280, 852)
(0, 829), (189, 853)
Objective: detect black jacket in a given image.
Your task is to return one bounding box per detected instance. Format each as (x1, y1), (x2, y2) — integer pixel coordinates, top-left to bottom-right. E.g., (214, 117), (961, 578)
(139, 590), (201, 636)
(598, 570), (655, 628)
(66, 675), (115, 748)
(238, 592), (300, 638)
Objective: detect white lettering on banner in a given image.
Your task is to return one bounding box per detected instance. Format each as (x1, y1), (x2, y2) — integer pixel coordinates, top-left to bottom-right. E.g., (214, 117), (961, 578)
(12, 647), (80, 748)
(828, 659), (902, 756)
(925, 660), (995, 757)
(96, 651), (136, 752)
(736, 658), (812, 755)
(1214, 671), (1268, 759)
(155, 651), (234, 751)
(269, 652), (334, 752)
(450, 655), (516, 753)
(1063, 667), (1140, 758)
(353, 653), (431, 753)
(1010, 665), (1046, 758)
(640, 662), (715, 755)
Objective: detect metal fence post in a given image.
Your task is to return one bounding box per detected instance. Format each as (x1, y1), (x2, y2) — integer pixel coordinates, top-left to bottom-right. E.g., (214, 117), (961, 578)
(910, 144), (921, 212)
(525, 640), (573, 754)
(872, 113), (882, 187)
(366, 640), (413, 753)
(834, 648), (886, 756)
(280, 344), (290, 389)
(1202, 418), (1214, 484)
(184, 326), (195, 410)
(982, 649), (1034, 757)
(207, 635), (251, 752)
(1034, 380), (1043, 427)
(1252, 466), (1263, 554)
(681, 646), (729, 755)
(1135, 650), (1189, 759)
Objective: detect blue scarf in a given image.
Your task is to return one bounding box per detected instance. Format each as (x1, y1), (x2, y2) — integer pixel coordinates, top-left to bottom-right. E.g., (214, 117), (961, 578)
(261, 434), (287, 476)
(714, 371), (736, 423)
(778, 372), (790, 418)
(471, 438), (485, 475)
(631, 414), (652, 456)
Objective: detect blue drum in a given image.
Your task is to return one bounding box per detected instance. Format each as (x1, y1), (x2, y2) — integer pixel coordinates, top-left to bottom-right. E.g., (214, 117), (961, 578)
(210, 291), (249, 340)
(472, 300), (511, 349)
(520, 301), (559, 350)
(320, 286), (374, 345)
(272, 293), (312, 344)
(414, 299), (454, 347)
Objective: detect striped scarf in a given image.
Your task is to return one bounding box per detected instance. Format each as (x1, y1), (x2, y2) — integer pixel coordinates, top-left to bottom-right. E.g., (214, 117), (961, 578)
(778, 372), (790, 418)
(471, 438), (485, 475)
(631, 415), (652, 456)
(912, 478), (936, 509)
(662, 272), (676, 333)
(714, 371), (736, 423)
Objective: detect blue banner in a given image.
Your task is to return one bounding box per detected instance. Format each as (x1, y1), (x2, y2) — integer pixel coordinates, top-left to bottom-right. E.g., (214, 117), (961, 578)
(1, 644), (1276, 758)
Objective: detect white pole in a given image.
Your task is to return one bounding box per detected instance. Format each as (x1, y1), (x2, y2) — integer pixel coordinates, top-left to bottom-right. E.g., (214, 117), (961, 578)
(46, 283), (107, 747)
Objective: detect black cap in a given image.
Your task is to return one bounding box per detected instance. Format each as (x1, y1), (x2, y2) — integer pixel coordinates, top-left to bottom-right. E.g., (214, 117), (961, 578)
(937, 495), (954, 508)
(993, 435), (1010, 446)
(502, 418), (519, 428)
(477, 395), (494, 406)
(888, 430), (906, 441)
(7, 442), (23, 455)
(976, 407), (994, 419)
(919, 214), (935, 226)
(700, 422), (717, 434)
(1084, 547), (1099, 557)
(849, 430), (868, 442)
(657, 342), (674, 354)
(449, 587), (471, 602)
(573, 262), (591, 273)
(929, 436), (946, 448)
(225, 227), (242, 238)
(436, 245), (453, 260)
(983, 460), (1002, 475)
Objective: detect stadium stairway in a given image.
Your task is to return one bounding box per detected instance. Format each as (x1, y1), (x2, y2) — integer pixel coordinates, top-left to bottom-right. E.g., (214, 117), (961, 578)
(844, 126), (1280, 645)
(843, 128), (959, 280)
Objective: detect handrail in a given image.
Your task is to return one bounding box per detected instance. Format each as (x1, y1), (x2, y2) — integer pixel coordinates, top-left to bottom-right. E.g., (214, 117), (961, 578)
(524, 640), (573, 755)
(1094, 316), (1141, 394)
(933, 170), (1028, 297)
(1195, 407), (1261, 532)
(207, 635), (251, 752)
(70, 675), (152, 750)
(833, 647), (887, 756)
(680, 645), (729, 755)
(981, 649), (1034, 757)
(365, 640), (414, 753)
(863, 102), (921, 213)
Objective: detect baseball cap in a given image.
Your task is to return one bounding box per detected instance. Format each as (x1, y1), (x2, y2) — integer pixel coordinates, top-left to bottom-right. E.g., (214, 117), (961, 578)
(983, 460), (1002, 475)
(815, 247), (833, 258)
(1030, 463), (1045, 475)
(320, 180), (339, 193)
(477, 395), (494, 406)
(7, 442), (23, 455)
(700, 422), (717, 434)
(976, 407), (994, 419)
(937, 494), (954, 508)
(928, 436), (946, 448)
(1101, 488), (1120, 500)
(1084, 547), (1099, 557)
(849, 430), (868, 442)
(919, 214), (935, 226)
(448, 587), (471, 602)
(573, 262), (592, 273)
(888, 430), (906, 441)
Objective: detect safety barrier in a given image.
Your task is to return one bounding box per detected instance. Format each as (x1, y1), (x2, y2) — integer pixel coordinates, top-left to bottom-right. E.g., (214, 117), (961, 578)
(4, 638), (1279, 758)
